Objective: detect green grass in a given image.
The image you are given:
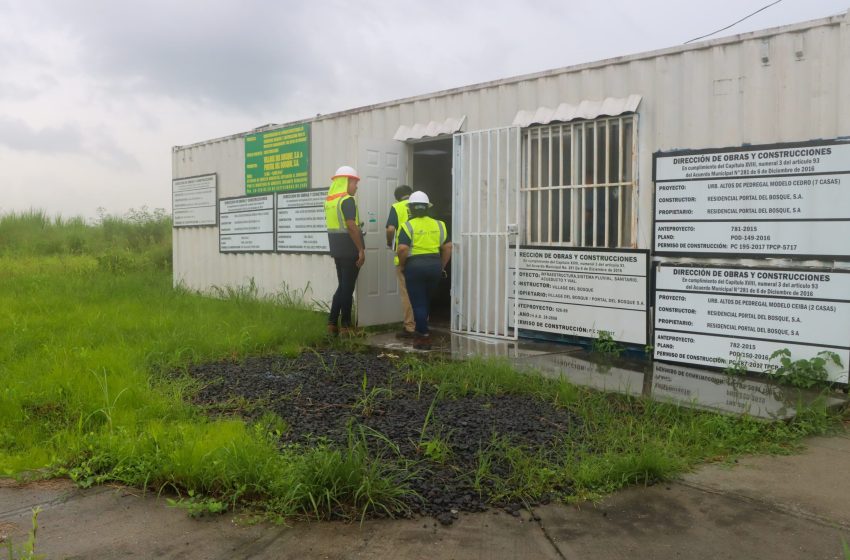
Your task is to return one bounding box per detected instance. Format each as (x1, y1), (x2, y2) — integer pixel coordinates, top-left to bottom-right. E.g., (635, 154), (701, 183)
(0, 208), (171, 262)
(404, 356), (842, 501)
(403, 356), (581, 404)
(0, 259), (328, 469)
(1, 209), (844, 521)
(0, 211), (417, 521)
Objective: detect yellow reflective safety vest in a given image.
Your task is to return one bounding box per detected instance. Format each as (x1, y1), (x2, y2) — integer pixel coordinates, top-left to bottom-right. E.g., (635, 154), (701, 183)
(400, 216), (447, 257)
(390, 199), (410, 266)
(324, 177), (359, 232)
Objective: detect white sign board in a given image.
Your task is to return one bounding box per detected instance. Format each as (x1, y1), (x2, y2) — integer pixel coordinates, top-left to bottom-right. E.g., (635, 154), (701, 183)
(655, 266), (850, 302)
(219, 195), (275, 253)
(276, 190), (329, 253)
(508, 247), (648, 345)
(654, 265), (850, 383)
(172, 174), (217, 227)
(654, 141), (850, 257)
(655, 221), (850, 256)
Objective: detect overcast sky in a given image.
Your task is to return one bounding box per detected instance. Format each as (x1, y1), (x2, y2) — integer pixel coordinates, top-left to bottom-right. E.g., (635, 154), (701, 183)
(0, 0), (847, 219)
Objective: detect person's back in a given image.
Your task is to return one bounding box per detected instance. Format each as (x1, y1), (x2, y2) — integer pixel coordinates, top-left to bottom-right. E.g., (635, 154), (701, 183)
(396, 191), (452, 349)
(401, 216), (445, 259)
(386, 185), (415, 337)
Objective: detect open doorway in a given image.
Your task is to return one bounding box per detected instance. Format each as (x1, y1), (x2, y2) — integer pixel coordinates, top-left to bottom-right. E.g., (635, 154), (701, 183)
(411, 137), (453, 325)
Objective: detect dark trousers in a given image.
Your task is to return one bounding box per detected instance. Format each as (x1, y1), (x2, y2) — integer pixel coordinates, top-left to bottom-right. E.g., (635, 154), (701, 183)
(403, 256), (441, 335)
(329, 256), (360, 327)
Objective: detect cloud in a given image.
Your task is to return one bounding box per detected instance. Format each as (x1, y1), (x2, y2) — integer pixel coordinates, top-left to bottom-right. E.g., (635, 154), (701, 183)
(0, 81), (39, 99)
(0, 116), (85, 153)
(19, 1), (334, 113)
(0, 0), (848, 220)
(0, 116), (139, 169)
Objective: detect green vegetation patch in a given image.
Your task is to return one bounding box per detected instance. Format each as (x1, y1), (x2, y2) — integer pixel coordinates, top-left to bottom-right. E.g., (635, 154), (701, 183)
(0, 209), (844, 523)
(404, 356), (840, 500)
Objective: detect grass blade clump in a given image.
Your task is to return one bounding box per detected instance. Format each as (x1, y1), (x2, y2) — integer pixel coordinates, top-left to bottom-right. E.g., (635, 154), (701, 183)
(1, 209), (843, 521)
(404, 355), (841, 503)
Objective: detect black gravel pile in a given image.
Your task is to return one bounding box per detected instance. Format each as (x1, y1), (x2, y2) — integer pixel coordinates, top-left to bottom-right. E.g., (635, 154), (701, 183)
(185, 349), (580, 522)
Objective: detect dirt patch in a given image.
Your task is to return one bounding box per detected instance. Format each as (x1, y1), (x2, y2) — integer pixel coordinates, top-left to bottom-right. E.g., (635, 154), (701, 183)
(185, 349), (580, 522)
(0, 521), (22, 542)
(0, 477), (74, 491)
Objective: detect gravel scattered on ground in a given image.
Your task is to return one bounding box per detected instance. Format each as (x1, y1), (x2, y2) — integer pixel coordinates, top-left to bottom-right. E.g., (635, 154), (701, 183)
(185, 349), (580, 521)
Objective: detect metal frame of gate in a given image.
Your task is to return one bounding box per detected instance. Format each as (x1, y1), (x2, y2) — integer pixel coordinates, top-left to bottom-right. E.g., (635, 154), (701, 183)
(451, 127), (521, 339)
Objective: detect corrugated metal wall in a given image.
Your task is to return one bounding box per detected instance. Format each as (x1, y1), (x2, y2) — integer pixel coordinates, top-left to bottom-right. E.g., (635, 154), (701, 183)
(173, 12), (849, 304)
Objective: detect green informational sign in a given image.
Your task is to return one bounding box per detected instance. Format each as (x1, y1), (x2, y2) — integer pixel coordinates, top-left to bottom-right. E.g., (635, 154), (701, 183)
(245, 123), (310, 194)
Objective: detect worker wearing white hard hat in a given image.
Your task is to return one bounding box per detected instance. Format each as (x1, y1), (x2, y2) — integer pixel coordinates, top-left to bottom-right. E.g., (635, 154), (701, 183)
(324, 165), (365, 336)
(396, 190), (452, 350)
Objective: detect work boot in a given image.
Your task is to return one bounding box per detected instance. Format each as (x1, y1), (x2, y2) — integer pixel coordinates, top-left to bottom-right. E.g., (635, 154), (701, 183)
(339, 326), (361, 337)
(413, 333), (432, 350)
(326, 324), (339, 337)
(395, 329), (415, 340)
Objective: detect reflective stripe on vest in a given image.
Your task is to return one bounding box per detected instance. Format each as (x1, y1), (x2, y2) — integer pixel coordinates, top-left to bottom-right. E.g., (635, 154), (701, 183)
(391, 199), (410, 266)
(401, 217), (446, 256)
(324, 177), (358, 232)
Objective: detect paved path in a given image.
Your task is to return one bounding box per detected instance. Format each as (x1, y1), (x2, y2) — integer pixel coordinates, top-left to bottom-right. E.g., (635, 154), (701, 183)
(2, 433), (849, 559)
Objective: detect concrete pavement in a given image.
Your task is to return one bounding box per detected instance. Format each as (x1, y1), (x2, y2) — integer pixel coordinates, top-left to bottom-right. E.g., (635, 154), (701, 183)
(2, 432), (849, 559)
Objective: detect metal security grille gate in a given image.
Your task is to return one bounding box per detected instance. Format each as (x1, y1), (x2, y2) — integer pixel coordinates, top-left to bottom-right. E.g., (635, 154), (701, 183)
(452, 127), (521, 339)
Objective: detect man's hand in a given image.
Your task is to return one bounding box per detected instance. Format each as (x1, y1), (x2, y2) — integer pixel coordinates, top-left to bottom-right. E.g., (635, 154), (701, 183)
(356, 249), (365, 268)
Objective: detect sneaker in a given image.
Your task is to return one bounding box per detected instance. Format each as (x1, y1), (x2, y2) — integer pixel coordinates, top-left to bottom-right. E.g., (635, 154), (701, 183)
(395, 330), (416, 340)
(413, 334), (432, 350)
(326, 324), (339, 337)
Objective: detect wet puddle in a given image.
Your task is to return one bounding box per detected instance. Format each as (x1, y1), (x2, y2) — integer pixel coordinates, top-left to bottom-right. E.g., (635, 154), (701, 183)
(369, 330), (847, 421)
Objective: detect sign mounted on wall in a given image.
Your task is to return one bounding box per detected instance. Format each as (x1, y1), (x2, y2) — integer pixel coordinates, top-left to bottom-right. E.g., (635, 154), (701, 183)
(219, 195), (275, 253)
(172, 174), (217, 227)
(276, 189), (329, 253)
(508, 247), (649, 345)
(653, 140), (850, 258)
(653, 264), (850, 383)
(245, 124), (310, 195)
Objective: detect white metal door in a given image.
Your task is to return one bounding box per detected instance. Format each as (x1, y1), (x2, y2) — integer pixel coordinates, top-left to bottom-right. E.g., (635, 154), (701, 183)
(452, 127), (521, 339)
(356, 140), (409, 326)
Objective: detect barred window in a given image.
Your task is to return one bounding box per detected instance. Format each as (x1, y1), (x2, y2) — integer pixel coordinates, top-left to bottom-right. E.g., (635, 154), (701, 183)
(522, 116), (636, 247)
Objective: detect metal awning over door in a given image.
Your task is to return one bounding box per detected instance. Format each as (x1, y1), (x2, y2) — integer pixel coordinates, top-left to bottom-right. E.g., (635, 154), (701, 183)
(451, 127), (521, 339)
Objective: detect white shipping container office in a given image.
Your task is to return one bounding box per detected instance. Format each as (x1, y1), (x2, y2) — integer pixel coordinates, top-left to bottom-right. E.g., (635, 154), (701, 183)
(173, 12), (850, 362)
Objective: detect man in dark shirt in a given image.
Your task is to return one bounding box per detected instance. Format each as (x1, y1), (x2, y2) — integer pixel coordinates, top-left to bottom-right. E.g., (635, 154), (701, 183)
(324, 165), (365, 335)
(385, 185), (415, 337)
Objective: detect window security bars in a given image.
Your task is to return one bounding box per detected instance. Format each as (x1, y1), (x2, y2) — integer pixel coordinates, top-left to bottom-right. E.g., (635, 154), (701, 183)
(522, 116), (637, 248)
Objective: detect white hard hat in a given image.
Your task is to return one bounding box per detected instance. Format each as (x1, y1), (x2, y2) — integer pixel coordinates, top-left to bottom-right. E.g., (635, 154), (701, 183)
(407, 190), (432, 207)
(332, 165), (360, 180)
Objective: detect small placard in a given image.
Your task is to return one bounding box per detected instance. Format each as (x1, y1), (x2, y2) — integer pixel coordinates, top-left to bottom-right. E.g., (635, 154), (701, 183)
(172, 174), (217, 227)
(219, 194), (275, 253)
